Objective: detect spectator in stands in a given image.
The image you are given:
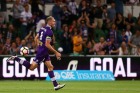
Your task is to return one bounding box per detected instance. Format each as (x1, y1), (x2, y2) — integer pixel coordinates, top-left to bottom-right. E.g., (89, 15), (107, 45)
(78, 0), (87, 16)
(35, 10), (46, 21)
(118, 30), (128, 45)
(0, 16), (7, 38)
(69, 20), (77, 33)
(125, 13), (135, 30)
(102, 5), (111, 32)
(20, 0), (29, 5)
(118, 41), (129, 55)
(25, 30), (35, 49)
(109, 23), (119, 47)
(86, 0), (93, 17)
(6, 24), (15, 40)
(60, 25), (71, 54)
(78, 12), (88, 42)
(115, 13), (125, 31)
(20, 4), (32, 39)
(88, 6), (96, 23)
(29, 41), (37, 55)
(36, 17), (46, 33)
(85, 11), (96, 41)
(15, 39), (26, 54)
(2, 1), (140, 56)
(0, 0), (8, 22)
(29, 0), (43, 14)
(84, 39), (95, 55)
(15, 37), (21, 47)
(68, 0), (78, 20)
(61, 6), (71, 25)
(114, 0), (123, 14)
(0, 15), (5, 28)
(93, 37), (106, 55)
(102, 5), (108, 23)
(72, 28), (83, 54)
(2, 38), (11, 55)
(71, 27), (78, 37)
(9, 42), (18, 55)
(102, 39), (118, 55)
(94, 0), (103, 29)
(34, 10), (46, 33)
(107, 1), (116, 22)
(1, 24), (7, 40)
(125, 24), (132, 41)
(109, 41), (129, 55)
(52, 0), (62, 31)
(25, 31), (36, 54)
(0, 33), (4, 44)
(128, 28), (140, 55)
(0, 15), (5, 26)
(134, 18), (140, 33)
(12, 0), (24, 29)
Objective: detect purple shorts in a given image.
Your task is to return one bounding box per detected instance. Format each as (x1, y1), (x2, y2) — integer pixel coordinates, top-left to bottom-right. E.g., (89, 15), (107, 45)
(33, 47), (50, 65)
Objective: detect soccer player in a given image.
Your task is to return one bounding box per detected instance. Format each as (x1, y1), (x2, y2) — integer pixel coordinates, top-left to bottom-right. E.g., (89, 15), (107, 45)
(7, 16), (65, 90)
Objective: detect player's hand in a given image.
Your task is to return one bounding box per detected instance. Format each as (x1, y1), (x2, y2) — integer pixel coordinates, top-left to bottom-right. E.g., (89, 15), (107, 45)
(55, 52), (61, 60)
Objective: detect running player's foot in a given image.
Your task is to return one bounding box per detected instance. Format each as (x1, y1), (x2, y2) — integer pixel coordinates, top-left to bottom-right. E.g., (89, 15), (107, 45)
(54, 83), (65, 90)
(6, 56), (17, 62)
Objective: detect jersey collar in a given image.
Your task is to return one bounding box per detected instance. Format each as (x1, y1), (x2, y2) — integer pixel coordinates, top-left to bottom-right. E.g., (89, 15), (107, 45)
(46, 24), (52, 29)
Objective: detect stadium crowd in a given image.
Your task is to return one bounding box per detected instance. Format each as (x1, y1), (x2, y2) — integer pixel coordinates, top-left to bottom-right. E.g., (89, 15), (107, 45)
(0, 0), (140, 56)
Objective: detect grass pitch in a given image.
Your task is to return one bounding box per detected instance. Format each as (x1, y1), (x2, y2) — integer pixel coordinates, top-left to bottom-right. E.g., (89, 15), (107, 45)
(0, 80), (140, 93)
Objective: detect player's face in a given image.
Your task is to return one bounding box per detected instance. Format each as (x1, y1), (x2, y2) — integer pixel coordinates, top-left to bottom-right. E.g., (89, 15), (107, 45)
(51, 18), (56, 27)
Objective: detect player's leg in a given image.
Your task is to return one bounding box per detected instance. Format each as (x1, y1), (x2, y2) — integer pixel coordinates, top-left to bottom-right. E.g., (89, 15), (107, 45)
(44, 61), (58, 86)
(44, 60), (65, 90)
(29, 62), (38, 70)
(6, 56), (38, 70)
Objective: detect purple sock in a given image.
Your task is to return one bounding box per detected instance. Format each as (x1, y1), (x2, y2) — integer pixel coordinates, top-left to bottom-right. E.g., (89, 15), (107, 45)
(14, 57), (31, 69)
(48, 71), (58, 87)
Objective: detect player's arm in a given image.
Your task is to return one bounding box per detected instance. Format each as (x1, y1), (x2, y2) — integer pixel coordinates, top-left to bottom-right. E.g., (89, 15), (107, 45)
(45, 38), (61, 60)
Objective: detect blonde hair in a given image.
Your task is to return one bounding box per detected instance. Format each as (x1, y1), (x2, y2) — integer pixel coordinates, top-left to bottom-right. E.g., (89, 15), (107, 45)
(46, 16), (54, 23)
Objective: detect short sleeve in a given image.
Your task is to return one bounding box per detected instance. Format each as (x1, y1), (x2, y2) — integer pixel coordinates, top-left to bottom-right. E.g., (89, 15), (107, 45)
(45, 28), (53, 41)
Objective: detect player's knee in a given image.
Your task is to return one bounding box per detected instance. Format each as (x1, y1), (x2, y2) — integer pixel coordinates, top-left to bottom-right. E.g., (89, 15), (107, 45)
(30, 67), (35, 71)
(48, 65), (54, 71)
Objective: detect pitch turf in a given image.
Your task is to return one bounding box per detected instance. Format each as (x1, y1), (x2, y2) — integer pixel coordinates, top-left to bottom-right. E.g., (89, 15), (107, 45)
(0, 80), (140, 93)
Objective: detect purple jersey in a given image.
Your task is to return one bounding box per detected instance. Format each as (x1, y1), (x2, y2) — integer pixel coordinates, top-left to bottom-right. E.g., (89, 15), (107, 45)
(38, 26), (53, 48)
(33, 25), (53, 64)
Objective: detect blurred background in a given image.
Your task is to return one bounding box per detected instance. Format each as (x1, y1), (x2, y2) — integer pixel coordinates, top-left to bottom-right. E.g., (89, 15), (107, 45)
(0, 0), (140, 56)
